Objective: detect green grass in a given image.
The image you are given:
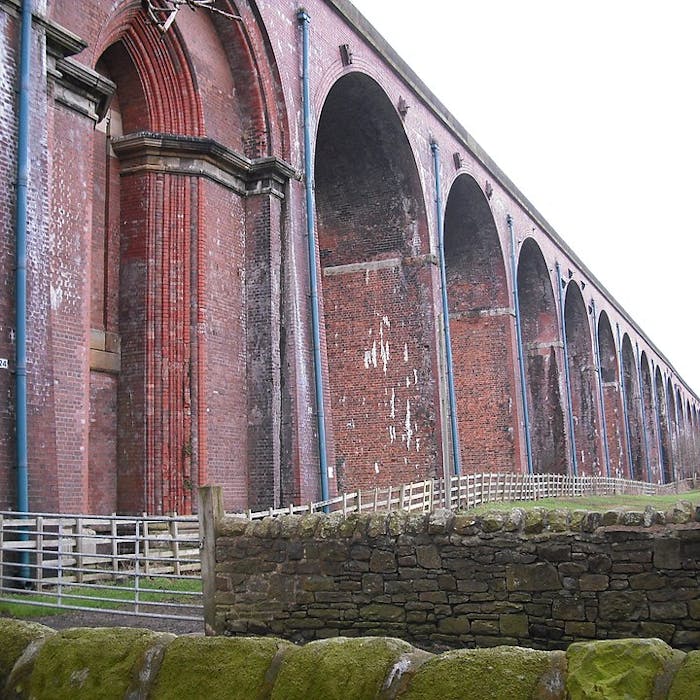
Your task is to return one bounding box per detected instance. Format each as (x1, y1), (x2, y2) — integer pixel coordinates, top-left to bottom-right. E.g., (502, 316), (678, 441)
(468, 490), (700, 515)
(0, 575), (202, 619)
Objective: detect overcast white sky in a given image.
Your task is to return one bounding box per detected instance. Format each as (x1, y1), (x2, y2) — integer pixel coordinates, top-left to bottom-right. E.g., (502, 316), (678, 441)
(351, 0), (700, 397)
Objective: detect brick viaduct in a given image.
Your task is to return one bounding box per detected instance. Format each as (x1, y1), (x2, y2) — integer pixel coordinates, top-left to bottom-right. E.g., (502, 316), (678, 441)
(0, 0), (698, 515)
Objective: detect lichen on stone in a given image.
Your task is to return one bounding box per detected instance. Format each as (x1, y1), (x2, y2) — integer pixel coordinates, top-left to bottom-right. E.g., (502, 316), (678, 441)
(21, 626), (169, 700)
(150, 635), (291, 700)
(0, 618), (54, 690)
(668, 650), (700, 700)
(566, 637), (674, 700)
(400, 645), (558, 700)
(270, 636), (414, 700)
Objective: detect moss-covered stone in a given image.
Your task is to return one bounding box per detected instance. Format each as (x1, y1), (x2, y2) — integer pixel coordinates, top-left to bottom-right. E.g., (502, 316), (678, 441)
(270, 636), (414, 700)
(668, 650), (700, 700)
(0, 618), (54, 690)
(566, 638), (674, 700)
(16, 626), (171, 700)
(401, 646), (560, 700)
(151, 635), (291, 700)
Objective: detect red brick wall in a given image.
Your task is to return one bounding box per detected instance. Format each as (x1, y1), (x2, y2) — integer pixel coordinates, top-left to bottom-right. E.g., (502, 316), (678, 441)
(0, 11), (19, 510)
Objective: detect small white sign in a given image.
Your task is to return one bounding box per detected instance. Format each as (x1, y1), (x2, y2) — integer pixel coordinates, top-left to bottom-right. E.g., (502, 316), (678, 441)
(0, 359), (8, 369)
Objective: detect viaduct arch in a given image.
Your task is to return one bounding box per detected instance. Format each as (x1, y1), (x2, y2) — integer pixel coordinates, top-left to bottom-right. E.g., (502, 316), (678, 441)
(0, 0), (698, 514)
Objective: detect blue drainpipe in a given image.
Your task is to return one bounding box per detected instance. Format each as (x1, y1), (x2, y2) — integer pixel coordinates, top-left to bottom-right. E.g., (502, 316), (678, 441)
(616, 323), (634, 478)
(15, 0), (32, 514)
(506, 216), (533, 474)
(14, 0), (32, 579)
(430, 142), (461, 476)
(591, 301), (611, 476)
(635, 342), (652, 483)
(555, 263), (578, 476)
(298, 10), (329, 503)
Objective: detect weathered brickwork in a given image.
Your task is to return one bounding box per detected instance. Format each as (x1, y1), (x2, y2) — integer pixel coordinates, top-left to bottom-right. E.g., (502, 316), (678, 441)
(0, 0), (698, 515)
(212, 504), (700, 652)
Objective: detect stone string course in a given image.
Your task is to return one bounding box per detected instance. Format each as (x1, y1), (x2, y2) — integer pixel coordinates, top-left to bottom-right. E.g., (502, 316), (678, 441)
(212, 503), (700, 651)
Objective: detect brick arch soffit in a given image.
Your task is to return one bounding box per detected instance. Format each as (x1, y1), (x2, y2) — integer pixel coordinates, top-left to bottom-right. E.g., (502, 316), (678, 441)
(314, 67), (431, 231)
(314, 69), (430, 257)
(90, 4), (203, 136)
(443, 171), (508, 308)
(516, 236), (558, 343)
(563, 280), (594, 355)
(596, 309), (619, 378)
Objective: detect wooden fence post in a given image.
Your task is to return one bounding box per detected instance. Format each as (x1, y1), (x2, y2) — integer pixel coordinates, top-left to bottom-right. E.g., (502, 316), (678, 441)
(198, 485), (224, 636)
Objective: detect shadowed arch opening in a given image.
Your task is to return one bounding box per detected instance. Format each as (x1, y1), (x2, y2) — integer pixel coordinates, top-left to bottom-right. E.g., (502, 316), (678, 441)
(686, 399), (696, 477)
(676, 389), (686, 478)
(516, 238), (565, 473)
(622, 335), (644, 480)
(655, 367), (672, 483)
(564, 283), (599, 474)
(667, 377), (678, 480)
(640, 352), (659, 481)
(597, 311), (627, 476)
(315, 72), (435, 492)
(443, 174), (516, 473)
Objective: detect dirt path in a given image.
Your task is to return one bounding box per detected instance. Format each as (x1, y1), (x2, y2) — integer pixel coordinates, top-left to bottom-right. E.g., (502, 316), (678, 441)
(4, 610), (203, 635)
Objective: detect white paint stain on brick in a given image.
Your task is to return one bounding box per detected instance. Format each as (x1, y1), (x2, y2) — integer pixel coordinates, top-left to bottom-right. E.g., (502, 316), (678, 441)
(390, 388), (396, 418)
(404, 343), (409, 362)
(404, 399), (413, 449)
(379, 322), (389, 374)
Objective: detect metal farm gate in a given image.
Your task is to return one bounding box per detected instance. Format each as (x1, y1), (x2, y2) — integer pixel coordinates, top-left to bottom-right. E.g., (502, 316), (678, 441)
(0, 512), (202, 623)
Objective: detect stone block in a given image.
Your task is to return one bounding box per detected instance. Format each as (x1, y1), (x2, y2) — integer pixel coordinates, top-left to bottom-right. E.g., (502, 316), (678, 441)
(506, 562), (560, 592)
(369, 549), (396, 573)
(499, 614), (528, 637)
(650, 601), (687, 620)
(438, 616), (470, 635)
(579, 574), (609, 591)
(552, 598), (586, 621)
(416, 544), (442, 569)
(598, 591), (648, 620)
(564, 621), (596, 638)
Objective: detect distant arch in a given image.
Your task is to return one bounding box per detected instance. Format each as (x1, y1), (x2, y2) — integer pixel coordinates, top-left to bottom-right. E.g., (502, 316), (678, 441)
(621, 336), (644, 480)
(640, 352), (658, 481)
(444, 174), (517, 473)
(597, 311), (627, 476)
(564, 283), (599, 474)
(655, 366), (673, 483)
(517, 239), (565, 473)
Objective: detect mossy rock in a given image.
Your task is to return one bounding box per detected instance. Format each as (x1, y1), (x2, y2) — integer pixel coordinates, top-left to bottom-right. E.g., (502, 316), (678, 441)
(0, 618), (54, 690)
(668, 650), (700, 700)
(270, 636), (415, 700)
(400, 646), (560, 700)
(150, 635), (292, 700)
(15, 626), (171, 700)
(567, 638), (674, 700)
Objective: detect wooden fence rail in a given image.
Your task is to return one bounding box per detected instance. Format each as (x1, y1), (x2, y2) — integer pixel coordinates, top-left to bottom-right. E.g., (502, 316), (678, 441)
(236, 473), (698, 520)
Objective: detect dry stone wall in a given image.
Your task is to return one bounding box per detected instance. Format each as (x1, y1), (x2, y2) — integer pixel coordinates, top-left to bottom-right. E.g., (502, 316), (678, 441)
(211, 502), (700, 651)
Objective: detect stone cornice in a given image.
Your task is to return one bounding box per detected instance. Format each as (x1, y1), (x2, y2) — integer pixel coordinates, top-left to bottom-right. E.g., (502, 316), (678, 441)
(112, 132), (299, 198)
